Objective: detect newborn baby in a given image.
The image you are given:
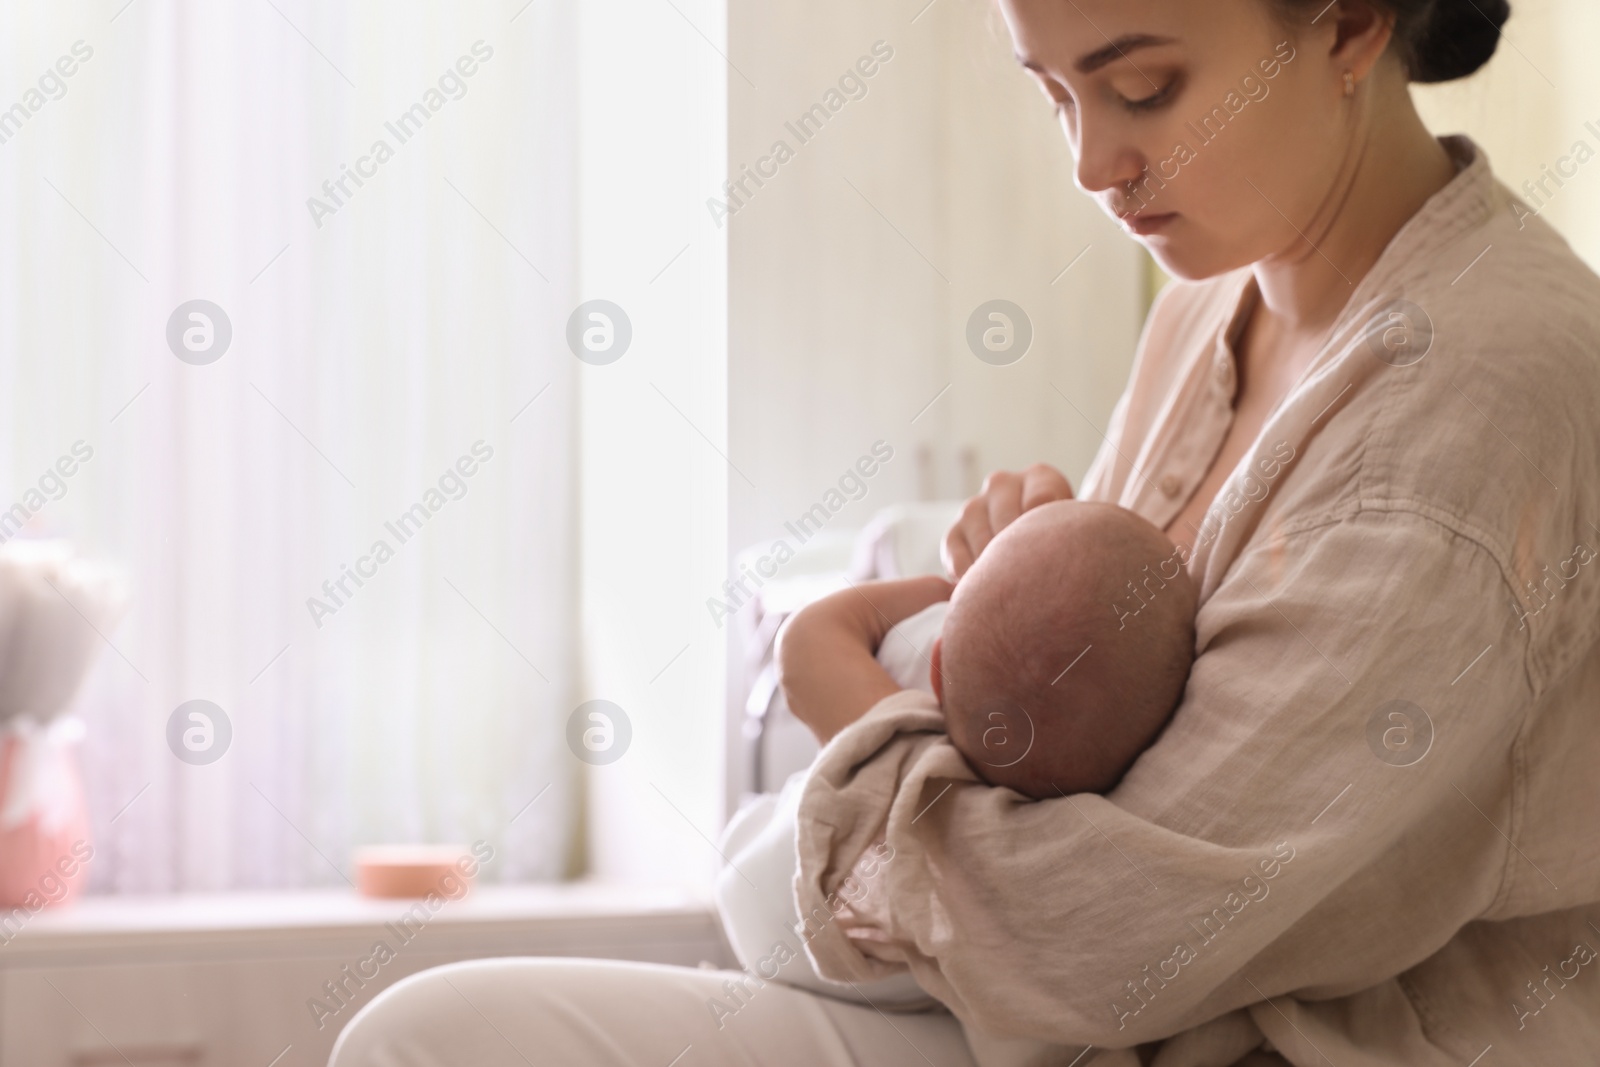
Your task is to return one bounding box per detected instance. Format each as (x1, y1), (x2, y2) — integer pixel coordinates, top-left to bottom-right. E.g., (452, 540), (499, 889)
(713, 500), (1199, 1020)
(780, 499), (1198, 798)
(922, 499), (1197, 797)
(712, 499), (1200, 1018)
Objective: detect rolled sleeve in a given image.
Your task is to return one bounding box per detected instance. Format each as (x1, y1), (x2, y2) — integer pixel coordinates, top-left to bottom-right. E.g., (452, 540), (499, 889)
(795, 506), (1535, 1048)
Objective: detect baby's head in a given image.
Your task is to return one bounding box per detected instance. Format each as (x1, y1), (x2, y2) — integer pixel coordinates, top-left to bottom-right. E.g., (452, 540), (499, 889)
(931, 501), (1197, 799)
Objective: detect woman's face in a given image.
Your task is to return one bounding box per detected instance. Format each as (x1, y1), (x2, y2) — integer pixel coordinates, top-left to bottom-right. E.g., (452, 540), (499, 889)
(999, 0), (1346, 280)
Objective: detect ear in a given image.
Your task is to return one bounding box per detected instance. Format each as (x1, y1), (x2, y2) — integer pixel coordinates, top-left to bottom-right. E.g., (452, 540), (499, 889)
(1327, 0), (1397, 85)
(930, 637), (944, 702)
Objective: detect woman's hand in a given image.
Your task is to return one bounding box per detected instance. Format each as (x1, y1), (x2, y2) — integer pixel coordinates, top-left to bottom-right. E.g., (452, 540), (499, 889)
(941, 463), (1074, 579)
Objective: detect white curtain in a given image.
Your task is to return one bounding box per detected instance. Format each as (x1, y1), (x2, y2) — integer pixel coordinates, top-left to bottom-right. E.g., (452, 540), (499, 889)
(0, 0), (579, 891)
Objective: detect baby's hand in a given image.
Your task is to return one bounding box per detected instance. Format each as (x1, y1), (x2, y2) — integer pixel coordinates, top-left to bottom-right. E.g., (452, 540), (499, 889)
(943, 463), (1074, 579)
(777, 576), (952, 743)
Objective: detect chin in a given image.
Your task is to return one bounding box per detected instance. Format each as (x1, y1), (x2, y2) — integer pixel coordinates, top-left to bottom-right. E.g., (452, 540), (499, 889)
(1144, 237), (1251, 284)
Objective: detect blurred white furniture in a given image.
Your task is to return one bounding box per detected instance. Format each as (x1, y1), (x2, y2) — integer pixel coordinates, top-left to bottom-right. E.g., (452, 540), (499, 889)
(0, 885), (727, 1067)
(729, 502), (960, 801)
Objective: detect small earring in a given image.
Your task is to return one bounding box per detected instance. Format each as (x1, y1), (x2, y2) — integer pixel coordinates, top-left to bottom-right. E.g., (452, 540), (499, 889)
(1343, 70), (1356, 97)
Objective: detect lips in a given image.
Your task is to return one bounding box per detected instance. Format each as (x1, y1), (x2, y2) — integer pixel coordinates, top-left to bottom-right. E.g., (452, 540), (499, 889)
(1119, 211), (1178, 236)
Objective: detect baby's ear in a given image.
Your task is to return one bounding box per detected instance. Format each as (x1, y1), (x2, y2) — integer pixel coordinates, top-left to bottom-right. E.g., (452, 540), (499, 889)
(930, 638), (944, 702)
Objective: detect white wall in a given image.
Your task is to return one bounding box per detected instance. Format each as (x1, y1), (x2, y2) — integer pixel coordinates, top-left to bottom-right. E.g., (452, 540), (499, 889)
(725, 0), (1145, 557)
(1414, 0), (1600, 269)
(578, 0), (729, 882)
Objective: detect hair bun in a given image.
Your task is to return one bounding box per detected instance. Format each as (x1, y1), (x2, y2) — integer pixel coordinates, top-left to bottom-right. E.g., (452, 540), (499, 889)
(1410, 0), (1511, 83)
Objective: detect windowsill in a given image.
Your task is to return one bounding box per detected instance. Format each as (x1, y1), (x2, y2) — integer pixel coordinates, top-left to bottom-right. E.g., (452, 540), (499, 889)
(0, 881), (722, 967)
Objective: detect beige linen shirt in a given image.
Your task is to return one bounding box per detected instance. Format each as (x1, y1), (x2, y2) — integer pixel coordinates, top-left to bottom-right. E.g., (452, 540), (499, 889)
(795, 136), (1600, 1066)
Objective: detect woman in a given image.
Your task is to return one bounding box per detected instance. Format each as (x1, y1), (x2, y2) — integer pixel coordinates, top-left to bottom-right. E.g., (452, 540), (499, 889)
(330, 1), (1600, 1064)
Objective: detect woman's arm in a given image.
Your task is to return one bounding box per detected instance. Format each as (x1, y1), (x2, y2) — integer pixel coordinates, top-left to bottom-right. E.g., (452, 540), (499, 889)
(796, 507), (1537, 1046)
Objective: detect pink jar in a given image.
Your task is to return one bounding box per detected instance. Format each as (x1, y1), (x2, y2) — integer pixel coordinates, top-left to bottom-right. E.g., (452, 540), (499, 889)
(0, 717), (94, 910)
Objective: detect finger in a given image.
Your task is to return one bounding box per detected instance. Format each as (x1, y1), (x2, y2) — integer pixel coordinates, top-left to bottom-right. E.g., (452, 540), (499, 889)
(984, 473), (1024, 541)
(1019, 463), (1074, 510)
(941, 527), (973, 580)
(944, 501), (990, 579)
(961, 495), (1001, 561)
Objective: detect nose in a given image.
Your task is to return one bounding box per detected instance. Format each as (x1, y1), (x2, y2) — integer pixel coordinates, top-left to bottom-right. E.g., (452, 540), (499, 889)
(1071, 110), (1146, 205)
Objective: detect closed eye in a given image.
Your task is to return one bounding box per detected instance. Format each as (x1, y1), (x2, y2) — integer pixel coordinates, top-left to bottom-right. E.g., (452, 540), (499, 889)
(1123, 78), (1179, 113)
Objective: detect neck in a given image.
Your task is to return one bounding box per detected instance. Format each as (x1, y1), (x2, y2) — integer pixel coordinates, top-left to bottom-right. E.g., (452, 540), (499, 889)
(1250, 70), (1457, 337)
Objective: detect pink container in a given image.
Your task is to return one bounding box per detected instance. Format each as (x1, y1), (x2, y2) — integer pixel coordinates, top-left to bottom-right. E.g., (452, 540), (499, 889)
(0, 720), (94, 910)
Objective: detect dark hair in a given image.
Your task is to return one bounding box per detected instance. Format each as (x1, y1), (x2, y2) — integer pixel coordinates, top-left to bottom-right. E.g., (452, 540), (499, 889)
(1283, 0), (1511, 83)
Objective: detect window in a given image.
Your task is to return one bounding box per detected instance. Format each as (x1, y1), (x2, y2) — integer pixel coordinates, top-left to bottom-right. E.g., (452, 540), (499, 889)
(0, 0), (729, 893)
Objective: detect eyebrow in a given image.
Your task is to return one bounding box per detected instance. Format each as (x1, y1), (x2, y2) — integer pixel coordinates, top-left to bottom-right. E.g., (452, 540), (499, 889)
(1016, 33), (1177, 76)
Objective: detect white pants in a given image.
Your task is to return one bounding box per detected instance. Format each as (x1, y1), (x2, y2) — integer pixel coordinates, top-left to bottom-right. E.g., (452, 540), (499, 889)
(326, 957), (981, 1067)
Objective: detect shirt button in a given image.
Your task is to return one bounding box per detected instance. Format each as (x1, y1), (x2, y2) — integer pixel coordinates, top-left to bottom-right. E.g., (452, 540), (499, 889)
(1159, 474), (1182, 498)
(1214, 353), (1235, 390)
